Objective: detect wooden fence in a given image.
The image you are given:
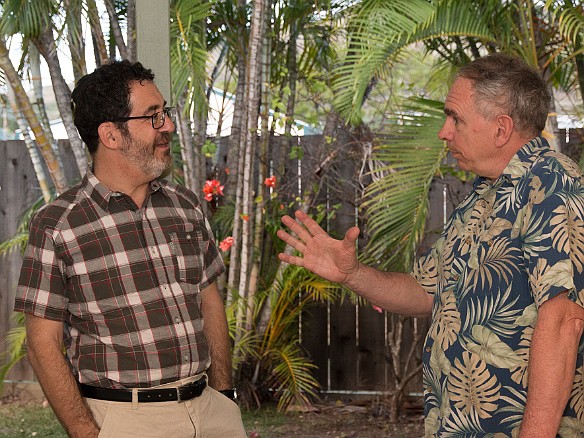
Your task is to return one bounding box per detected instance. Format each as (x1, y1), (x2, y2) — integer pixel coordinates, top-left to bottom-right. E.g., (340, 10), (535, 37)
(2, 128), (584, 396)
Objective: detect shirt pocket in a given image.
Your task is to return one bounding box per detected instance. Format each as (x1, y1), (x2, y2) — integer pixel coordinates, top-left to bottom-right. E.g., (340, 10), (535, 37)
(169, 227), (209, 284)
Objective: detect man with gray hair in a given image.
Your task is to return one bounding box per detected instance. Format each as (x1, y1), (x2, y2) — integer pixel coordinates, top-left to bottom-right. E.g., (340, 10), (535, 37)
(278, 53), (584, 436)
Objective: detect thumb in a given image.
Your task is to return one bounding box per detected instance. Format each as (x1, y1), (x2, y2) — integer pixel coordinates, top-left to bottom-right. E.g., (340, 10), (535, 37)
(343, 226), (360, 249)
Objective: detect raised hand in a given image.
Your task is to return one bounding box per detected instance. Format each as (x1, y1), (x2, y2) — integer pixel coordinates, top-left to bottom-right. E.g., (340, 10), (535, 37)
(276, 210), (361, 285)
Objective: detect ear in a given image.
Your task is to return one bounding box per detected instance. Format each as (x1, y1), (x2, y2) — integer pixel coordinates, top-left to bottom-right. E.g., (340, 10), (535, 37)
(97, 122), (121, 151)
(494, 114), (514, 148)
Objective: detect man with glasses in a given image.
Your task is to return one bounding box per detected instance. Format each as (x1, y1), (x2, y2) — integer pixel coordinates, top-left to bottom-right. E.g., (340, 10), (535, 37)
(14, 60), (246, 438)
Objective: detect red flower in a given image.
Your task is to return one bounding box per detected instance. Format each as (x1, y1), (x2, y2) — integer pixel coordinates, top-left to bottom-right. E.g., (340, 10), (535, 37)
(264, 175), (277, 188)
(241, 214), (249, 221)
(219, 236), (234, 252)
(202, 179), (225, 202)
(372, 305), (383, 314)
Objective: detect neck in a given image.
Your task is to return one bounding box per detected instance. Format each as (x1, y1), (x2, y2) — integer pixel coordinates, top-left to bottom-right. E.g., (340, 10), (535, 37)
(93, 152), (153, 208)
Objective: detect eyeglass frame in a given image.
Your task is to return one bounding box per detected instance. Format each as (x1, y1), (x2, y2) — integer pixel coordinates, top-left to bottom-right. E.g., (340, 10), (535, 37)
(111, 106), (176, 129)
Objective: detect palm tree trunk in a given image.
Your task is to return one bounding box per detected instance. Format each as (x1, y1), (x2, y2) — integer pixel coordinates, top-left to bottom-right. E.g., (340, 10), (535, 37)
(176, 92), (200, 194)
(34, 28), (87, 175)
(64, 0), (86, 83)
(29, 43), (61, 161)
(247, 0), (273, 331)
(236, 0), (268, 335)
(7, 84), (52, 203)
(0, 37), (68, 194)
(226, 0), (249, 303)
(104, 0), (129, 59)
(127, 0), (137, 62)
(87, 0), (109, 64)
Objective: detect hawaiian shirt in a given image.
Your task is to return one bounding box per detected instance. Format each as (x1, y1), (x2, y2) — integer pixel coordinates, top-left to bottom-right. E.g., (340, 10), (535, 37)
(15, 169), (224, 389)
(413, 137), (584, 437)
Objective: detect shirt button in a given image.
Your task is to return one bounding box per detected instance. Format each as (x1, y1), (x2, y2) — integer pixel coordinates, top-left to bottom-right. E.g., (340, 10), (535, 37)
(186, 234), (191, 240)
(425, 347), (431, 352)
(465, 237), (472, 245)
(488, 239), (493, 246)
(175, 317), (179, 323)
(183, 354), (189, 361)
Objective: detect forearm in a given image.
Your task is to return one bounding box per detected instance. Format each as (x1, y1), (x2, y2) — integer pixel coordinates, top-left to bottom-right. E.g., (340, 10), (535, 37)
(201, 284), (233, 390)
(26, 315), (98, 438)
(520, 296), (584, 437)
(345, 263), (433, 317)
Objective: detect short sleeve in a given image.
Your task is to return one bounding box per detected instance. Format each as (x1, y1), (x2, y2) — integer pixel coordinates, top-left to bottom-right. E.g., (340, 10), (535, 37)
(14, 213), (69, 320)
(522, 167), (584, 309)
(412, 243), (439, 296)
(198, 215), (225, 290)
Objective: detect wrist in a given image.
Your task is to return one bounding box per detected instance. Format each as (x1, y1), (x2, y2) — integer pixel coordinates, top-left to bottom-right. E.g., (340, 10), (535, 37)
(218, 388), (237, 402)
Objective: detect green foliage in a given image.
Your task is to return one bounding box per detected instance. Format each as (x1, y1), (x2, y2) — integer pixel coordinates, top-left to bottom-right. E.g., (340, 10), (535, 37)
(0, 313), (26, 394)
(0, 195), (45, 256)
(0, 195), (47, 394)
(232, 265), (341, 411)
(201, 139), (217, 158)
(361, 96), (447, 272)
(332, 0), (496, 125)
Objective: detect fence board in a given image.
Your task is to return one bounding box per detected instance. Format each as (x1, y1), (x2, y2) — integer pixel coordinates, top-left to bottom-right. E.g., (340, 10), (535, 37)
(0, 141), (40, 381)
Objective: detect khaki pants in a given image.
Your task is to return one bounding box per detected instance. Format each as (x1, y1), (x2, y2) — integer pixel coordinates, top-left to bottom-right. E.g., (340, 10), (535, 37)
(85, 375), (246, 438)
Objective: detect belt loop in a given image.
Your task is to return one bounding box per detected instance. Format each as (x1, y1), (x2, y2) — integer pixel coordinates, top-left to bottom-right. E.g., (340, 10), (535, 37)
(132, 388), (139, 409)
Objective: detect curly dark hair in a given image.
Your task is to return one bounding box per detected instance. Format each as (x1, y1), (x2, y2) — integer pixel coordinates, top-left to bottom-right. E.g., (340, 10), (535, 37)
(71, 60), (155, 155)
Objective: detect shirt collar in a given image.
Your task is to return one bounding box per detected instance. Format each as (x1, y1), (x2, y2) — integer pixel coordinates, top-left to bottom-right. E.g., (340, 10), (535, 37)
(499, 136), (551, 184)
(472, 136), (550, 191)
(82, 166), (165, 210)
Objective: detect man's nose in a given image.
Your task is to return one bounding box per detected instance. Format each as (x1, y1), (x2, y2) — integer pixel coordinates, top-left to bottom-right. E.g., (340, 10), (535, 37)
(438, 120), (451, 141)
(161, 115), (176, 133)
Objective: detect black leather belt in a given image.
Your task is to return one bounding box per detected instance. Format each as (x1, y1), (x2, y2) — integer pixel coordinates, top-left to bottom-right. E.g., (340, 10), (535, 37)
(79, 377), (207, 403)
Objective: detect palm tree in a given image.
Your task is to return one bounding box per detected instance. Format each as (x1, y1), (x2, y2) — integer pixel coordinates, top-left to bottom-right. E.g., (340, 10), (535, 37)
(0, 36), (68, 194)
(170, 0), (210, 196)
(1, 0), (88, 176)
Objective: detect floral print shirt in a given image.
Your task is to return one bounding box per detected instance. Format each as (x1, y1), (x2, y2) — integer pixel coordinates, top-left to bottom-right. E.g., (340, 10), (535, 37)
(413, 137), (584, 437)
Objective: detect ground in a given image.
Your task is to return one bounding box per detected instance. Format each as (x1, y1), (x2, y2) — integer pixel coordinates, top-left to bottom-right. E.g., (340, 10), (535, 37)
(245, 399), (426, 437)
(0, 392), (426, 437)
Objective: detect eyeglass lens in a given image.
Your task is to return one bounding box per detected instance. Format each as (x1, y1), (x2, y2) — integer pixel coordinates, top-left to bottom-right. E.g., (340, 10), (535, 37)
(153, 108), (176, 128)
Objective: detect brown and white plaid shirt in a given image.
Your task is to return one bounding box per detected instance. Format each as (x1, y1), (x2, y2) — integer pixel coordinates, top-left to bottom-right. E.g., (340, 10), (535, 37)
(15, 169), (225, 389)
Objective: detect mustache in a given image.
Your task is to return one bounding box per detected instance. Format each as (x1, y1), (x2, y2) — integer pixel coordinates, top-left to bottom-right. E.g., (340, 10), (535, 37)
(157, 133), (172, 143)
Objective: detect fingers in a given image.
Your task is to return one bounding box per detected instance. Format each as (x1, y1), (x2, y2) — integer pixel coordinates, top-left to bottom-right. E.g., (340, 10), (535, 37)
(294, 210), (327, 236)
(277, 252), (305, 267)
(344, 226), (360, 248)
(281, 214), (314, 244)
(276, 229), (306, 254)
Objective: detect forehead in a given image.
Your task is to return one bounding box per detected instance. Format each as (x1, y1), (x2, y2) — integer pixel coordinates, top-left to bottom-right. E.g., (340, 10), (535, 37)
(128, 80), (165, 113)
(444, 77), (476, 116)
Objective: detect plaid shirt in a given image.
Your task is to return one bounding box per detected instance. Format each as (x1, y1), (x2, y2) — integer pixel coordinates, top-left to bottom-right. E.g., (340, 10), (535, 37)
(15, 169), (225, 389)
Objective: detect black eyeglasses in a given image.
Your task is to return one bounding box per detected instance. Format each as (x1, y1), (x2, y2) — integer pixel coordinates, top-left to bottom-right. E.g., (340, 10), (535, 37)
(112, 107), (176, 129)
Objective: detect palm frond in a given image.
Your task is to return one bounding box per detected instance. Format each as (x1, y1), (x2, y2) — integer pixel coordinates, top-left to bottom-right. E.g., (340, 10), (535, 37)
(0, 194), (46, 257)
(170, 0), (210, 115)
(362, 96), (447, 271)
(268, 342), (320, 411)
(546, 0), (584, 44)
(332, 0), (496, 125)
(0, 313), (26, 394)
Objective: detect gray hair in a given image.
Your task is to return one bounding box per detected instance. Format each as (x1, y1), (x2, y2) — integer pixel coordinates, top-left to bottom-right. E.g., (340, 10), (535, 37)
(456, 53), (551, 137)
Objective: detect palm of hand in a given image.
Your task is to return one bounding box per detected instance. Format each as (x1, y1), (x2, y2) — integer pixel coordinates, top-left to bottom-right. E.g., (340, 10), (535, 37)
(302, 232), (357, 284)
